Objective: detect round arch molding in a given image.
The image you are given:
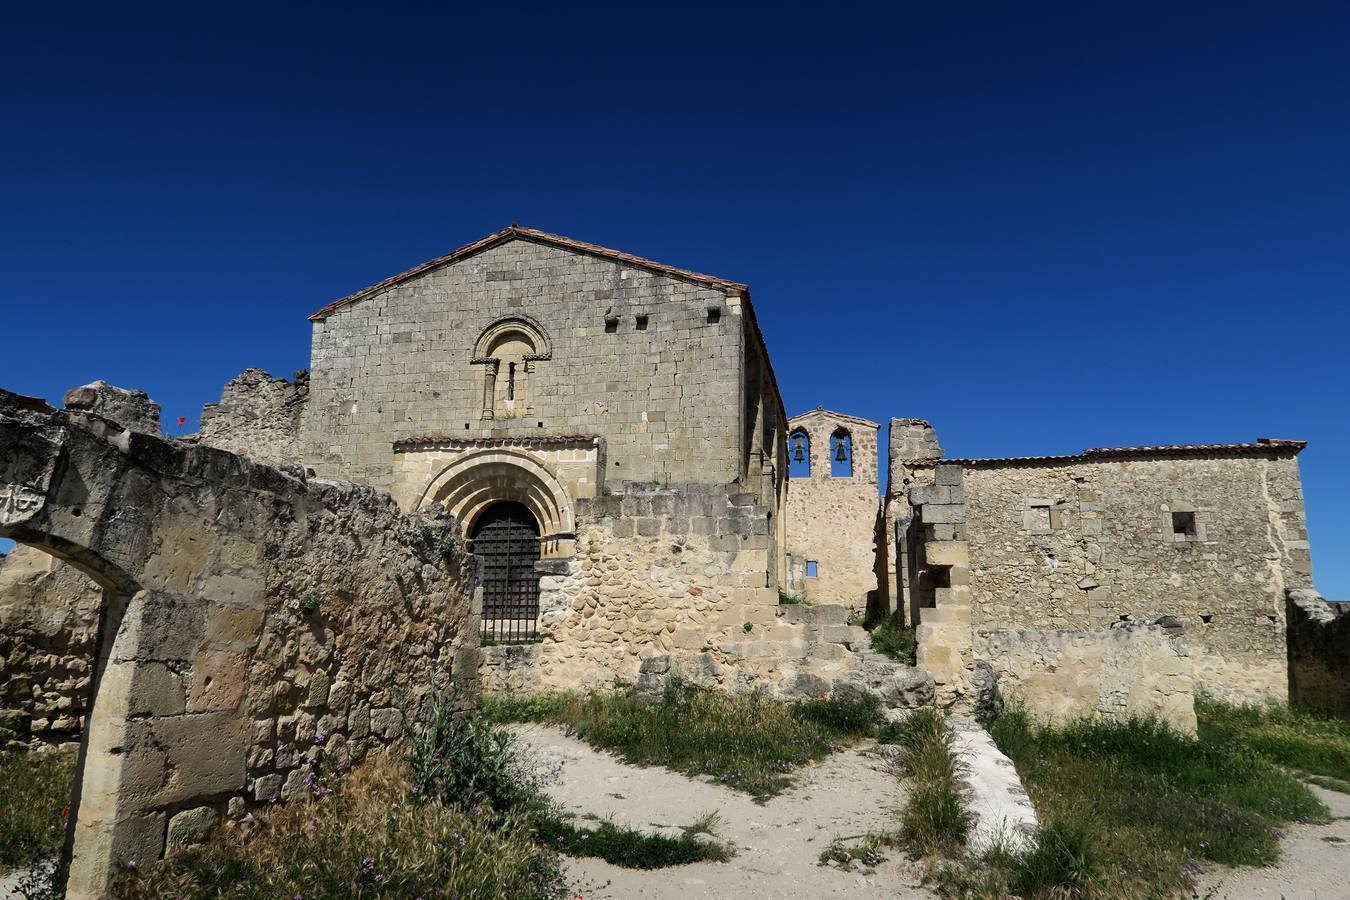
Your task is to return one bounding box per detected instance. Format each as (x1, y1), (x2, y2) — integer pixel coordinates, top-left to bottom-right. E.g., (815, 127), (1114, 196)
(416, 448), (576, 557)
(471, 314), (552, 361)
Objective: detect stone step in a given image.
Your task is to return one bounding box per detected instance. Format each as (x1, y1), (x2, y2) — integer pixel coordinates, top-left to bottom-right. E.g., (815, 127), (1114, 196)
(778, 603), (850, 626)
(920, 604), (971, 625)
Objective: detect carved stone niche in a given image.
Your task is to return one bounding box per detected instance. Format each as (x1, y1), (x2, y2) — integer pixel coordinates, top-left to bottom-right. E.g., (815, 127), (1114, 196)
(471, 316), (552, 420)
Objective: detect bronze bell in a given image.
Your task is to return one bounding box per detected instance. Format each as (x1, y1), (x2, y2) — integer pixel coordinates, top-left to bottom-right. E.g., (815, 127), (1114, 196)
(792, 435), (806, 462)
(835, 440), (848, 462)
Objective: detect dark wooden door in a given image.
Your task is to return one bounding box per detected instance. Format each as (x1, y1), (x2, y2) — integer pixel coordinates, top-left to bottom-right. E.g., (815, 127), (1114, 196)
(473, 502), (541, 643)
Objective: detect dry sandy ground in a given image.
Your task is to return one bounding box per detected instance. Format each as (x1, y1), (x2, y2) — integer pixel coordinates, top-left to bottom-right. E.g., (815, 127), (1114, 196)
(1196, 782), (1350, 900)
(509, 723), (935, 899)
(0, 868), (24, 899)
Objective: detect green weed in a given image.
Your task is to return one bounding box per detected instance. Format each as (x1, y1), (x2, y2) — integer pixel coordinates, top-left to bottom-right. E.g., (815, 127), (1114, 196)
(0, 749), (75, 871)
(535, 813), (731, 868)
(969, 704), (1329, 897)
(868, 620), (917, 665)
(886, 709), (970, 855)
(486, 681), (879, 800)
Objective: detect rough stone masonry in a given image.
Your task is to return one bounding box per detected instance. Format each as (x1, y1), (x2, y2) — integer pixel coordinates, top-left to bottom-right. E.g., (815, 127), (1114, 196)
(0, 224), (1335, 894)
(0, 388), (475, 899)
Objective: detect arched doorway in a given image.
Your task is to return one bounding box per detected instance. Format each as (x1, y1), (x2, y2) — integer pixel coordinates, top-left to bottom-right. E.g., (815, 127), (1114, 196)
(471, 502), (541, 644)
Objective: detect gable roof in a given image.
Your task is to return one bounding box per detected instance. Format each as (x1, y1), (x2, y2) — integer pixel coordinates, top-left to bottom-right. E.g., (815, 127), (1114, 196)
(308, 225), (749, 321)
(789, 407), (881, 429)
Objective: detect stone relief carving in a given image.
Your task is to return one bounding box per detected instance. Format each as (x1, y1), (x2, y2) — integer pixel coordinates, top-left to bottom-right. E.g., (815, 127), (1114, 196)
(0, 482), (45, 525)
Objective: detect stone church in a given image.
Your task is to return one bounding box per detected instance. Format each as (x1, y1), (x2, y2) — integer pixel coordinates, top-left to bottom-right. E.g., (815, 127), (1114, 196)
(2, 225), (1343, 751)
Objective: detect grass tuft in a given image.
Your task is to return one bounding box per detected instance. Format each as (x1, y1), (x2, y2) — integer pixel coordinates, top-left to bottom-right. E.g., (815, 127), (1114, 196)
(486, 680), (881, 800)
(112, 753), (569, 899)
(0, 749), (75, 872)
(1197, 695), (1350, 781)
(957, 702), (1332, 897)
(868, 619), (917, 666)
(885, 709), (970, 855)
(535, 814), (731, 868)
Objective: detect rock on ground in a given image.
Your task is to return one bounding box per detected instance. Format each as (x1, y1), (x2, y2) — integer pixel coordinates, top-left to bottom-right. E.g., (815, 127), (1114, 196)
(509, 723), (935, 899)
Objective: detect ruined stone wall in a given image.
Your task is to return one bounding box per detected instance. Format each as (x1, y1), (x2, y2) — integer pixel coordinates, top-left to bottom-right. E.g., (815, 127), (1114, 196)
(974, 623), (1197, 734)
(1, 389), (475, 893)
(1, 383), (161, 752)
(959, 450), (1311, 704)
(196, 368), (309, 465)
(0, 545), (100, 750)
(477, 483), (933, 711)
(783, 410), (880, 608)
(1288, 589), (1350, 715)
(305, 238), (750, 491)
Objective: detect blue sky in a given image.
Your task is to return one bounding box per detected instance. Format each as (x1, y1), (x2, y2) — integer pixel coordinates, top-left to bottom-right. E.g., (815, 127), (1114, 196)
(1, 2), (1346, 595)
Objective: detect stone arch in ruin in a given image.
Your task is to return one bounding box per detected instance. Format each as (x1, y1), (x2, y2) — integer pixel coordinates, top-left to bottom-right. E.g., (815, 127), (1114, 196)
(0, 389), (265, 898)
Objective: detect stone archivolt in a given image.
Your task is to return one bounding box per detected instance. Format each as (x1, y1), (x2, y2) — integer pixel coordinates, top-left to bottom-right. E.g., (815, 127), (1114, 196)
(419, 447), (577, 557)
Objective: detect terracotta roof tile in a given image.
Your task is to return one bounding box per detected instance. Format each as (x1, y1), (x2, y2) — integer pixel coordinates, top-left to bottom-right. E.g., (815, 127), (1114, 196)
(919, 438), (1307, 467)
(393, 434), (600, 451)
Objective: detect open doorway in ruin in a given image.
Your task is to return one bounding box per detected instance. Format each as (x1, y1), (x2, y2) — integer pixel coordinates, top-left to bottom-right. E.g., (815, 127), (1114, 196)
(0, 535), (138, 899)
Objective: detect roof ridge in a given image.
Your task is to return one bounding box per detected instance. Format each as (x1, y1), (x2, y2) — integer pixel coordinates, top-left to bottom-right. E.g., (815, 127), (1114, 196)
(913, 439), (1307, 467)
(788, 407), (882, 428)
(308, 225), (747, 321)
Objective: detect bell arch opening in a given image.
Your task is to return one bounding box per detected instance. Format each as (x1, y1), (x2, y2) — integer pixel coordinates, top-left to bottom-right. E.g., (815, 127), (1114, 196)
(0, 534), (140, 898)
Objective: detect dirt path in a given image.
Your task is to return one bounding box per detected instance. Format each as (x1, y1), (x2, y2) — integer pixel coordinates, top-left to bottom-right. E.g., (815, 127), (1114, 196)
(1, 866), (32, 899)
(1197, 783), (1350, 900)
(510, 723), (934, 899)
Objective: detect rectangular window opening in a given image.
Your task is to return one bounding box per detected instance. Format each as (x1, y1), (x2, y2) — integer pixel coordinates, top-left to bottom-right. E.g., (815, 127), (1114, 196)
(706, 308), (721, 324)
(1031, 504), (1052, 532)
(1172, 511), (1197, 537)
(635, 315), (648, 331)
(805, 560), (818, 577)
(604, 317), (619, 333)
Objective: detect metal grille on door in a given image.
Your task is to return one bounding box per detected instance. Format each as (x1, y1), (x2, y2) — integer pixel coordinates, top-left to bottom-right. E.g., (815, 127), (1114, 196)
(473, 502), (541, 644)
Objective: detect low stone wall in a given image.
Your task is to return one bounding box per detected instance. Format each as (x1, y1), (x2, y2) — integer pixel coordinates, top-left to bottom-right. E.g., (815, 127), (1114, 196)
(476, 482), (933, 711)
(974, 622), (1197, 734)
(0, 545), (100, 750)
(1288, 589), (1350, 715)
(483, 600), (934, 711)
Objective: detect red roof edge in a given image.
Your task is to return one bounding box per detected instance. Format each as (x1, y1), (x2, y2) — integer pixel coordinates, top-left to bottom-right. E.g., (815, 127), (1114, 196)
(916, 439), (1308, 467)
(308, 225), (749, 321)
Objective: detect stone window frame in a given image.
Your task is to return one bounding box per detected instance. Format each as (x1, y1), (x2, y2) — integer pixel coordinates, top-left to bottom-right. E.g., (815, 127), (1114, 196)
(1023, 498), (1062, 534)
(471, 315), (552, 421)
(1162, 503), (1207, 543)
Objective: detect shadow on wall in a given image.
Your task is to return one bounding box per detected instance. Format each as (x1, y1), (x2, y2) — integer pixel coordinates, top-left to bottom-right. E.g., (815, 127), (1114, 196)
(1288, 589), (1350, 715)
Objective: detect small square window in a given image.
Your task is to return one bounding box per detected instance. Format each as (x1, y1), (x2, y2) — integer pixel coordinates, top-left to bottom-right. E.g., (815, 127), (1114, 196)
(635, 315), (648, 331)
(604, 317), (619, 333)
(1172, 511), (1197, 538)
(1025, 499), (1054, 534)
(707, 308), (721, 324)
(806, 560), (818, 577)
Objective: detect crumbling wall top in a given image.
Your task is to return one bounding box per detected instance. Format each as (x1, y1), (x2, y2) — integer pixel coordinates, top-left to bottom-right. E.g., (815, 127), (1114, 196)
(62, 380), (161, 435)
